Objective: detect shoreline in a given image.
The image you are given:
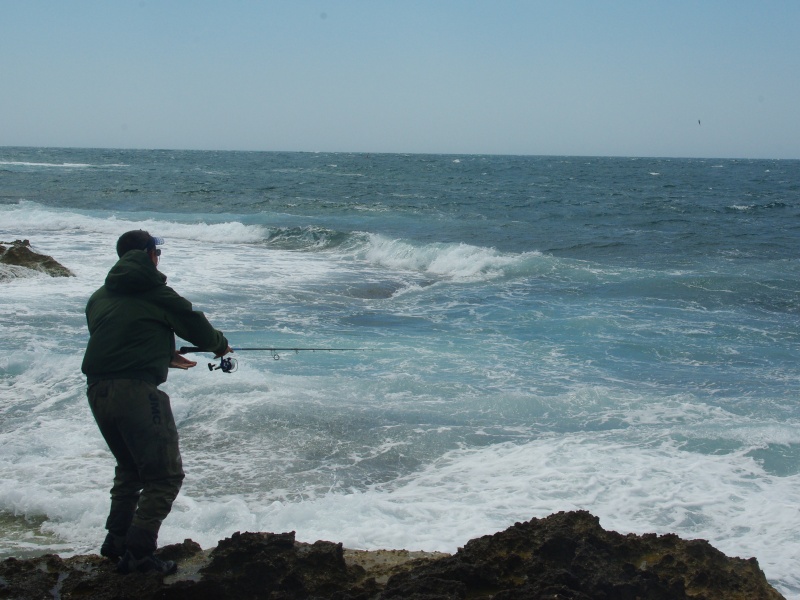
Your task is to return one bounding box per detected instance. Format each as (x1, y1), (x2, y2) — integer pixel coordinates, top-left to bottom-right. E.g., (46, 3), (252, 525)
(0, 511), (785, 599)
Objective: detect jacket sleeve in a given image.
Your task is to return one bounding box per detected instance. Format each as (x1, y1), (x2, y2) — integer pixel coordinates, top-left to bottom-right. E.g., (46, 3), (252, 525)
(154, 285), (229, 354)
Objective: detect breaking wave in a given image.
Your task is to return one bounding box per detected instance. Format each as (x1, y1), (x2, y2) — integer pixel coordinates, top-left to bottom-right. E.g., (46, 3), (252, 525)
(348, 234), (544, 282)
(1, 201), (552, 283)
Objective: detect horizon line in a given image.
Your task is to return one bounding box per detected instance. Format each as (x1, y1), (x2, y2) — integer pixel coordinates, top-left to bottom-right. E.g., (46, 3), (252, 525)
(1, 144), (797, 162)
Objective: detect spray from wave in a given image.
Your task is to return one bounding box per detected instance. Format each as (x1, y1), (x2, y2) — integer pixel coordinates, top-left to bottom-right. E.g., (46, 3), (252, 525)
(348, 234), (545, 281)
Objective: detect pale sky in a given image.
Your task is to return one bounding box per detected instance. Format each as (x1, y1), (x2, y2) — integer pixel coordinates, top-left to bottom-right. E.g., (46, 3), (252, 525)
(2, 1), (799, 158)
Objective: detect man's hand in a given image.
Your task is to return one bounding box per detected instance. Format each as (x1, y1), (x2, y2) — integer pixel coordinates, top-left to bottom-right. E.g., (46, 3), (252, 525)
(215, 345), (234, 358)
(170, 352), (198, 370)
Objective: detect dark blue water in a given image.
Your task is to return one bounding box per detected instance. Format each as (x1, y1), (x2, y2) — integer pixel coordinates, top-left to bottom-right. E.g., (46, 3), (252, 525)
(4, 148), (798, 261)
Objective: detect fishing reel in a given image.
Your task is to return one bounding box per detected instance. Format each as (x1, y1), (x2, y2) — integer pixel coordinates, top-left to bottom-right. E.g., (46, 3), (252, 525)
(208, 356), (238, 373)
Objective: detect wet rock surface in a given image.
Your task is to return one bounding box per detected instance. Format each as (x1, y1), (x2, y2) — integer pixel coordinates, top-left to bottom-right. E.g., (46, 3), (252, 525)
(0, 239), (74, 280)
(0, 511), (784, 599)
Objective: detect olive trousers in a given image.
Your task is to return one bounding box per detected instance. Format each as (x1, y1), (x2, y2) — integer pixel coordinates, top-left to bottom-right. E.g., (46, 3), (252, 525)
(88, 379), (185, 541)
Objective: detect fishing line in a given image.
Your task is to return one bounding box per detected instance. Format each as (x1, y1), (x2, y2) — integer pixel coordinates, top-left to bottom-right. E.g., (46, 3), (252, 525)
(178, 346), (367, 373)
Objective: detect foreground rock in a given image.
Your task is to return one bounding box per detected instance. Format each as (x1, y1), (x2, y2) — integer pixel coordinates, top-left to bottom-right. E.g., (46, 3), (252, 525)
(0, 239), (74, 279)
(0, 511), (783, 599)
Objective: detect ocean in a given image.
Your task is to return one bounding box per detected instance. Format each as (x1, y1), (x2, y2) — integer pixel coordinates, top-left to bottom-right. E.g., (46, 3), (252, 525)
(1, 147), (799, 596)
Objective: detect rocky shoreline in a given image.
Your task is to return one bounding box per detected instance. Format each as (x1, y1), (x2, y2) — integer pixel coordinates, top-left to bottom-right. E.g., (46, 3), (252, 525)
(0, 511), (784, 599)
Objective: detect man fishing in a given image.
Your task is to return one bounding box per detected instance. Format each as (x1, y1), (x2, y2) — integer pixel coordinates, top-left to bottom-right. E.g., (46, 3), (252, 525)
(81, 230), (232, 575)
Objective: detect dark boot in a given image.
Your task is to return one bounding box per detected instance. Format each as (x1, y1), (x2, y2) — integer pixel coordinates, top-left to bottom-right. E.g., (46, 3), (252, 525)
(101, 503), (137, 560)
(100, 532), (126, 561)
(116, 551), (177, 575)
(116, 525), (177, 575)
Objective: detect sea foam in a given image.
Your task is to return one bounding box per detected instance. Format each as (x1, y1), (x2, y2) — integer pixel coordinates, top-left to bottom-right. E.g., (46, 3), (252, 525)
(354, 233), (543, 281)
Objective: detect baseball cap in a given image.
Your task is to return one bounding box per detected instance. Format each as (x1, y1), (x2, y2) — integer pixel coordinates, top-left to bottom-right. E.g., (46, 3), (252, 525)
(116, 230), (165, 258)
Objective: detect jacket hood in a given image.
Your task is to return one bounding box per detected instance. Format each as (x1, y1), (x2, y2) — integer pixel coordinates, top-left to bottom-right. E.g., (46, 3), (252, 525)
(104, 250), (167, 293)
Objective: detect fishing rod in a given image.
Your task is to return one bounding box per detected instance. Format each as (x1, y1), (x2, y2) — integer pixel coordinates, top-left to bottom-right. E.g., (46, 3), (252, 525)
(178, 346), (367, 373)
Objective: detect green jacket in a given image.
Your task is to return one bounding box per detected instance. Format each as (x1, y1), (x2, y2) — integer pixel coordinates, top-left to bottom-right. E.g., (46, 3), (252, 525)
(82, 250), (228, 385)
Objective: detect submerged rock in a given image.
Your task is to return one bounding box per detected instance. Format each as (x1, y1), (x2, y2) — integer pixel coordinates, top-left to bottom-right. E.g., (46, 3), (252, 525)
(0, 511), (784, 599)
(0, 239), (74, 280)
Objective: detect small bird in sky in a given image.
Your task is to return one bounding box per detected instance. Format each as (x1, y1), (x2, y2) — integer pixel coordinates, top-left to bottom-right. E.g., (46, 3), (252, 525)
(698, 120), (701, 126)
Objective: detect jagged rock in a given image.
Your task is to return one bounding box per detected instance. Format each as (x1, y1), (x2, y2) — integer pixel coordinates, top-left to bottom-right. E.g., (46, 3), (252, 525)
(0, 239), (74, 280)
(0, 511), (784, 599)
(381, 511), (784, 600)
(166, 531), (366, 599)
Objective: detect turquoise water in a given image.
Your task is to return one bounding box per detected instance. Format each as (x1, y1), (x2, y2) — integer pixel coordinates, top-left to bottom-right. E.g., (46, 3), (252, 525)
(1, 148), (799, 596)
